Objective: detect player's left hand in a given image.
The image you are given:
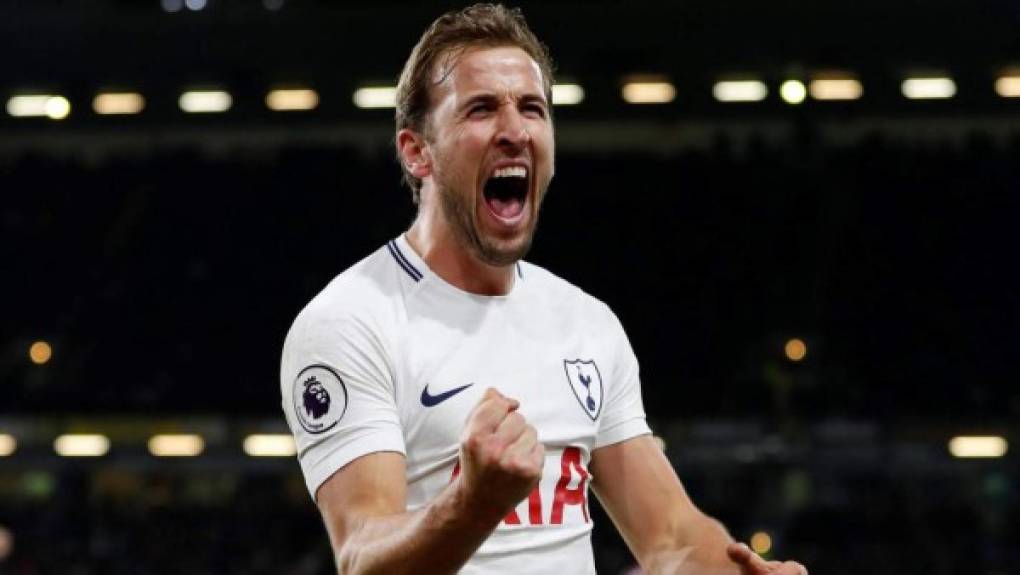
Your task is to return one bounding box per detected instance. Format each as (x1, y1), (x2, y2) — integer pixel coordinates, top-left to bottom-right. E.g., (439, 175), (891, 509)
(726, 542), (807, 575)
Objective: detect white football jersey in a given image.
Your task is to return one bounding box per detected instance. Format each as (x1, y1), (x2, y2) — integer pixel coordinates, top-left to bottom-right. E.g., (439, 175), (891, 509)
(280, 234), (651, 574)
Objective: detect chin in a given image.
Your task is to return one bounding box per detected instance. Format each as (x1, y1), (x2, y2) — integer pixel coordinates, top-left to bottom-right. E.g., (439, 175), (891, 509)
(473, 225), (535, 267)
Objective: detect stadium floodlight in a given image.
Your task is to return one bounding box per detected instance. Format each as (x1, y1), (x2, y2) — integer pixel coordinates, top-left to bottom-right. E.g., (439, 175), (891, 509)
(785, 338), (807, 362)
(148, 434), (205, 457)
(713, 80), (768, 103)
(809, 77), (863, 101)
(901, 77), (956, 100)
(780, 80), (807, 105)
(0, 434), (16, 457)
(552, 83), (584, 106)
(7, 95), (70, 119)
(161, 0), (184, 12)
(29, 340), (52, 365)
(54, 434), (110, 457)
(266, 88), (319, 111)
(995, 73), (1020, 98)
(353, 87), (398, 109)
(179, 90), (232, 113)
(243, 434), (296, 457)
(948, 435), (1007, 458)
(750, 531), (773, 555)
(93, 92), (145, 115)
(621, 77), (676, 104)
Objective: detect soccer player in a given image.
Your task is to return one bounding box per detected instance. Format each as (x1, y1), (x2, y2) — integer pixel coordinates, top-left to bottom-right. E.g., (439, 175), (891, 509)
(280, 4), (808, 574)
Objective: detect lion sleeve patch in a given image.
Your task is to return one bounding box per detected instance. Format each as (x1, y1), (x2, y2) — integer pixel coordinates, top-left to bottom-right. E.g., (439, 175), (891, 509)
(292, 365), (349, 434)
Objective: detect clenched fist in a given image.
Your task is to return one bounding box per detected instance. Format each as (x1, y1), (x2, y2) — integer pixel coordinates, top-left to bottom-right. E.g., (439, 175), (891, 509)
(456, 388), (545, 522)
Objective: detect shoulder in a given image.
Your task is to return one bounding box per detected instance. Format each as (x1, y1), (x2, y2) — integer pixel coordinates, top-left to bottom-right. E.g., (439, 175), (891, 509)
(284, 244), (406, 354)
(518, 260), (619, 319)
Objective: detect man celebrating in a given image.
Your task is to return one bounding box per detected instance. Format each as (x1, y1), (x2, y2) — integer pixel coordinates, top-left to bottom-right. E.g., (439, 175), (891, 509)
(280, 4), (808, 574)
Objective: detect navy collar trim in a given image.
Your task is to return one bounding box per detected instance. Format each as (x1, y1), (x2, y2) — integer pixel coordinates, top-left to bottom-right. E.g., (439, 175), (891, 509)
(387, 240), (423, 282)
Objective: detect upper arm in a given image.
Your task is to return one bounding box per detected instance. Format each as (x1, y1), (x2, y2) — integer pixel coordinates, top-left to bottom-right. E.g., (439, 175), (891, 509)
(590, 435), (707, 563)
(317, 451), (408, 553)
(281, 302), (406, 499)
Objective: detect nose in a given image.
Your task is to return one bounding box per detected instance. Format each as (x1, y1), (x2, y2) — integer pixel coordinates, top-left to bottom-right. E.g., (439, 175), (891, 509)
(494, 106), (530, 153)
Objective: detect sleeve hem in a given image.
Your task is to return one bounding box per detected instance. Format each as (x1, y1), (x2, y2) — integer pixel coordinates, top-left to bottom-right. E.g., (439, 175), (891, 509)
(303, 432), (407, 502)
(594, 418), (651, 450)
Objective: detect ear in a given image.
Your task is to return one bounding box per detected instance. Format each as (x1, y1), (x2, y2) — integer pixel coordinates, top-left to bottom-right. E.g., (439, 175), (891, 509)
(397, 128), (432, 180)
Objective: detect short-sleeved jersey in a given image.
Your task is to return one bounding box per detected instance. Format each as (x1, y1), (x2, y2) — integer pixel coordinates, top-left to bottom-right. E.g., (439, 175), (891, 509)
(280, 234), (651, 574)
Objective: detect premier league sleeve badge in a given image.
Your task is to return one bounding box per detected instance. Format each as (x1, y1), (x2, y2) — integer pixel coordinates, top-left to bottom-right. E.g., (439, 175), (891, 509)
(292, 364), (349, 434)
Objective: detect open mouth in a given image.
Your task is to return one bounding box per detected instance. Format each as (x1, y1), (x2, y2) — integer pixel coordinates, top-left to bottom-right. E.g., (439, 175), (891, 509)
(482, 166), (529, 221)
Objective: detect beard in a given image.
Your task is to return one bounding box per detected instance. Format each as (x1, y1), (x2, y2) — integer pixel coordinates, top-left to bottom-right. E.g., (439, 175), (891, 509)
(436, 176), (541, 268)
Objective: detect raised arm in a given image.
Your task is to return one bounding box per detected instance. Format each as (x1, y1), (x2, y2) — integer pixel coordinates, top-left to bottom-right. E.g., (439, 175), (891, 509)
(317, 388), (544, 575)
(590, 435), (807, 575)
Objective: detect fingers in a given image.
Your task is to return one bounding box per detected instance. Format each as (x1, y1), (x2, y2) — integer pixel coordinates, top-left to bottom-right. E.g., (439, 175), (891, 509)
(787, 562), (808, 575)
(467, 388), (520, 434)
(726, 543), (766, 568)
(501, 425), (543, 474)
(727, 543), (808, 575)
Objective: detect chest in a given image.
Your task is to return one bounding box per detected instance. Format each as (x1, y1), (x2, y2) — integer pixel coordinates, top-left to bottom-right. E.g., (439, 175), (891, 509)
(393, 299), (615, 471)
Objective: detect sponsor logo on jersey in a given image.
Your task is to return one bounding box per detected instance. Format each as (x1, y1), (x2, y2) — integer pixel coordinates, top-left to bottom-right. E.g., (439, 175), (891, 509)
(293, 365), (348, 434)
(420, 382), (474, 407)
(450, 446), (591, 527)
(563, 359), (603, 421)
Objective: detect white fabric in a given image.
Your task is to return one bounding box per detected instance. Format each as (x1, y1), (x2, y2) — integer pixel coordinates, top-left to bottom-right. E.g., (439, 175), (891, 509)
(280, 234), (651, 574)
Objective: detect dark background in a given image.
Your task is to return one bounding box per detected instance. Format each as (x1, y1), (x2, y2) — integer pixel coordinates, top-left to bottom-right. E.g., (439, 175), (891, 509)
(1, 1), (1018, 574)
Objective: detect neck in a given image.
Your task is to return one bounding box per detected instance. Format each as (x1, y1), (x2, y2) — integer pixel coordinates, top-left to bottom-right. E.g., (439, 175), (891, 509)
(405, 210), (515, 297)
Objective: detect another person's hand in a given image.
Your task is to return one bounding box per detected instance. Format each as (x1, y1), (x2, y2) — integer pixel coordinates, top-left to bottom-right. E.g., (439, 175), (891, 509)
(726, 542), (807, 575)
(457, 388), (544, 520)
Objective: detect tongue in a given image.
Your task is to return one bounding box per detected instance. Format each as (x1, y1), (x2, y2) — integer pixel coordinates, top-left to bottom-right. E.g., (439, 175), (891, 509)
(486, 196), (524, 219)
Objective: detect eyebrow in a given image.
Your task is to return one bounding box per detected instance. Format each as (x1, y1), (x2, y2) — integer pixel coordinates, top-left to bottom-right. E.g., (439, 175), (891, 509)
(459, 92), (549, 112)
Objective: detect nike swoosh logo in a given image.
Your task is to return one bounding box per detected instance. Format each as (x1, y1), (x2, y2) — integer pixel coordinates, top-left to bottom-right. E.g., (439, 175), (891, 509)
(421, 383), (474, 407)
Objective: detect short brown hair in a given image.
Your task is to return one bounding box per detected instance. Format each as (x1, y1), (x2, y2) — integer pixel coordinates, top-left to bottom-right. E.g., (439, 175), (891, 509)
(395, 3), (554, 203)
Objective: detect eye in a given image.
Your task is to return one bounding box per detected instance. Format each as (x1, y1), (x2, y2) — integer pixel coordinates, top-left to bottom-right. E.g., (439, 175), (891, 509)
(467, 103), (493, 117)
(522, 103), (547, 119)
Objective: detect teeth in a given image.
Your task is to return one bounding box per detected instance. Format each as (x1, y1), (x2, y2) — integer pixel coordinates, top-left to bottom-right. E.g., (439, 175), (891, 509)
(492, 166), (527, 179)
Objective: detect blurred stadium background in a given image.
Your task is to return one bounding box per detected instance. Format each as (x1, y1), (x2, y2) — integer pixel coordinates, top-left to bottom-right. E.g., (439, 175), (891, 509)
(2, 0), (1018, 573)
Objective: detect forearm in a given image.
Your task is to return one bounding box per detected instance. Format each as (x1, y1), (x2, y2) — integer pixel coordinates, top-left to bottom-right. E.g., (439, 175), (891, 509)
(642, 511), (739, 575)
(334, 477), (504, 575)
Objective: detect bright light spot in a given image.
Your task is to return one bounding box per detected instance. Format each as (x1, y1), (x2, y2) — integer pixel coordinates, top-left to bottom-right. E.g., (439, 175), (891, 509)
(93, 92), (145, 115)
(750, 531), (772, 555)
(713, 80), (768, 103)
(353, 86), (397, 109)
(994, 74), (1020, 98)
(44, 97), (70, 120)
(809, 78), (863, 101)
(7, 96), (48, 117)
(263, 0), (284, 10)
(0, 435), (16, 457)
(621, 78), (676, 104)
(552, 83), (584, 106)
(902, 77), (956, 100)
(949, 436), (1008, 458)
(179, 90), (232, 113)
(653, 435), (667, 451)
(780, 80), (807, 105)
(54, 434), (110, 457)
(185, 0), (206, 10)
(148, 434), (205, 457)
(29, 341), (52, 365)
(7, 95), (69, 119)
(784, 338), (807, 362)
(0, 525), (12, 563)
(161, 0), (184, 12)
(243, 434), (296, 457)
(266, 88), (319, 111)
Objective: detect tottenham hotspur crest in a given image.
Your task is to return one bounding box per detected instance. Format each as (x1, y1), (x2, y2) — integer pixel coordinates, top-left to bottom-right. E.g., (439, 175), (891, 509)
(563, 359), (603, 421)
(292, 365), (348, 434)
